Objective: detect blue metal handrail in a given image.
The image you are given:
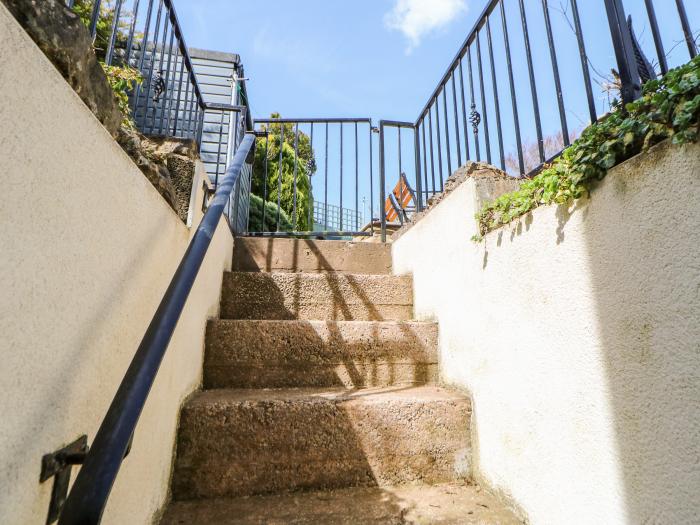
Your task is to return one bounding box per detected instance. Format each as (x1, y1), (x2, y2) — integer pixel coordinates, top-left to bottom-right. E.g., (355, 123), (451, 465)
(57, 133), (256, 525)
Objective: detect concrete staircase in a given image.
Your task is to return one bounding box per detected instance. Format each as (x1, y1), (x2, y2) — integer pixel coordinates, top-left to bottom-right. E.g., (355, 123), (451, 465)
(161, 238), (520, 524)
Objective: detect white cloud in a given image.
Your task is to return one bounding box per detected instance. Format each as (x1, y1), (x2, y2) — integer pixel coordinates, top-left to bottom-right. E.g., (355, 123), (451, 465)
(384, 0), (468, 53)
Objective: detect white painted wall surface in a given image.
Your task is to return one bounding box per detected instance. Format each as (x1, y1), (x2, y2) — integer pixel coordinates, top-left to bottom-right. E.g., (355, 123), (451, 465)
(0, 6), (233, 524)
(392, 141), (700, 524)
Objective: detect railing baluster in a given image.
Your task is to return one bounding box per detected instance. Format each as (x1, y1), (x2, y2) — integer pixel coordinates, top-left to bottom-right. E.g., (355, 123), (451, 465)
(339, 124), (344, 232)
(434, 100), (444, 190)
(458, 58), (470, 160)
(414, 123), (424, 211)
(570, 0), (597, 124)
(486, 16), (505, 169)
(161, 24), (176, 134)
(324, 123), (329, 232)
(379, 123), (387, 242)
(542, 0), (570, 147)
(428, 107), (436, 193)
(398, 126), (402, 177)
(421, 118), (429, 202)
(105, 0), (124, 66)
(466, 46), (481, 161)
(308, 124), (314, 230)
(89, 0), (103, 41)
(475, 31), (491, 165)
(131, 0), (155, 115)
(355, 122), (359, 231)
(442, 87), (453, 177)
(214, 110), (224, 189)
(369, 123), (374, 234)
(675, 0), (697, 59)
(262, 128), (269, 230)
(500, 0), (524, 175)
(518, 0), (544, 164)
(125, 0), (142, 66)
(172, 50), (185, 136)
(293, 123), (299, 227)
(643, 0), (668, 75)
(153, 14), (170, 132)
(277, 123), (284, 232)
(141, 0), (164, 131)
(451, 73), (462, 168)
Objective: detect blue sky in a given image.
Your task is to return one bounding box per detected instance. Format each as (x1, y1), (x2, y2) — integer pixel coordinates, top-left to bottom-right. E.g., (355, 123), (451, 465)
(171, 0), (698, 223)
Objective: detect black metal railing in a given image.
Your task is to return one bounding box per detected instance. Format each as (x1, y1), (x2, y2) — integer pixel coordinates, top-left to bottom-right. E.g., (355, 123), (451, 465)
(55, 133), (256, 525)
(408, 0), (698, 192)
(250, 118), (375, 238)
(65, 0), (253, 183)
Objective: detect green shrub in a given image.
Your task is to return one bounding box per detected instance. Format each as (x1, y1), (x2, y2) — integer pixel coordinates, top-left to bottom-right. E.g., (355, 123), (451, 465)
(248, 194), (294, 232)
(474, 55), (700, 240)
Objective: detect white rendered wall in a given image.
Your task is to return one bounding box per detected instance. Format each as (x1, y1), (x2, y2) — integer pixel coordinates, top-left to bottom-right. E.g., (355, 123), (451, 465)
(392, 141), (700, 524)
(0, 6), (233, 524)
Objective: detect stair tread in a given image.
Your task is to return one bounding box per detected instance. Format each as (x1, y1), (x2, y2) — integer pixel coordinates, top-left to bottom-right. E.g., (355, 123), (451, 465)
(187, 385), (467, 407)
(161, 482), (522, 524)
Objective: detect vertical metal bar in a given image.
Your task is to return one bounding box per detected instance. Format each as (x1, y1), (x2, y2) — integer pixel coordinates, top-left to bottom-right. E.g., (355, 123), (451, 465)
(172, 51), (185, 136)
(308, 123), (314, 230)
(414, 124), (424, 211)
(152, 14), (170, 132)
(500, 0), (524, 174)
(451, 74), (462, 168)
(518, 0), (545, 163)
(339, 124), (344, 232)
(141, 0), (164, 129)
(486, 18), (505, 168)
(277, 123), (284, 232)
(354, 122), (359, 231)
(262, 130), (269, 230)
(369, 124), (374, 235)
(675, 0), (697, 58)
(379, 123), (387, 242)
(434, 100), (444, 190)
(398, 126), (403, 176)
(603, 0), (643, 104)
(132, 0), (155, 114)
(458, 58), (470, 159)
(160, 24), (176, 134)
(214, 110), (224, 189)
(125, 0), (142, 66)
(324, 123), (329, 231)
(571, 0), (598, 123)
(421, 119), (429, 202)
(442, 88), (453, 177)
(293, 123), (299, 228)
(105, 0), (124, 66)
(182, 69), (192, 137)
(195, 104), (205, 148)
(475, 33), (491, 164)
(428, 107), (436, 193)
(542, 0), (570, 147)
(643, 0), (668, 75)
(89, 0), (103, 41)
(466, 46), (481, 160)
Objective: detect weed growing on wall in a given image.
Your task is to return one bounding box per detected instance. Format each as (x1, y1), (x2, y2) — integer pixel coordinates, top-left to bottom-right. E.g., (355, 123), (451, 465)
(101, 64), (142, 128)
(474, 56), (700, 241)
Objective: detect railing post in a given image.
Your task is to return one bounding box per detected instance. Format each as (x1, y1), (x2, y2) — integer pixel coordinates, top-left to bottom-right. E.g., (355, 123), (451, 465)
(378, 122), (387, 243)
(603, 0), (643, 104)
(413, 124), (424, 212)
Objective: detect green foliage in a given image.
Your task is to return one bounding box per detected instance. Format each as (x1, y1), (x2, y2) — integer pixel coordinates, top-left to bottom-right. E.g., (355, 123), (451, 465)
(101, 64), (142, 128)
(474, 56), (700, 240)
(248, 194), (294, 232)
(72, 1), (140, 127)
(251, 114), (316, 231)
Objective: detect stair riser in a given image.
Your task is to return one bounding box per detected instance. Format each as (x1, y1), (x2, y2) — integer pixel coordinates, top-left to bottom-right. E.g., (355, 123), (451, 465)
(173, 397), (471, 499)
(233, 237), (392, 274)
(204, 320), (438, 389)
(221, 273), (414, 321)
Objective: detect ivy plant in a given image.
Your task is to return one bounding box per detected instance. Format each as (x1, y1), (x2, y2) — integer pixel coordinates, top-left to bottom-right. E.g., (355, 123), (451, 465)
(474, 55), (700, 241)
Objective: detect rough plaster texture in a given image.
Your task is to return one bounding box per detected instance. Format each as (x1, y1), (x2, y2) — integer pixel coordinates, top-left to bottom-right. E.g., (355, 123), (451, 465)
(204, 320), (438, 388)
(172, 386), (471, 499)
(0, 7), (233, 524)
(161, 482), (522, 524)
(392, 141), (700, 524)
(221, 272), (414, 321)
(233, 237), (393, 274)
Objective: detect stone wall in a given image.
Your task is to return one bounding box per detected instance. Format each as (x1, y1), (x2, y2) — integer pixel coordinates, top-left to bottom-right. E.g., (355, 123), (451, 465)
(392, 140), (700, 524)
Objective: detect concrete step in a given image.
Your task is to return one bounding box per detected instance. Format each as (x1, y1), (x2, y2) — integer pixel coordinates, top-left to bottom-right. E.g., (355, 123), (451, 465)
(172, 386), (471, 500)
(221, 272), (413, 321)
(233, 237), (392, 274)
(204, 320), (439, 389)
(161, 482), (522, 524)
